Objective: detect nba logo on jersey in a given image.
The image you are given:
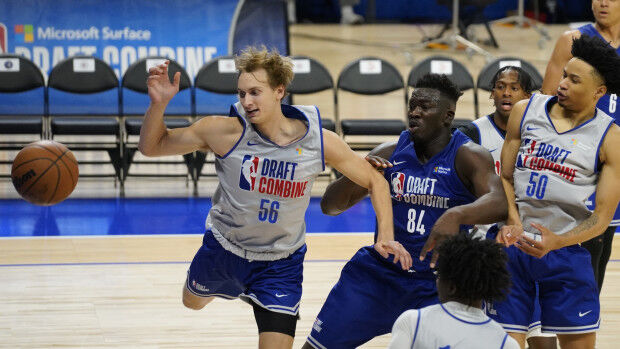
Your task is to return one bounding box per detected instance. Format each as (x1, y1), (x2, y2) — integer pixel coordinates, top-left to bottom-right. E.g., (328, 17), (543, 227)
(391, 172), (406, 197)
(239, 155), (260, 191)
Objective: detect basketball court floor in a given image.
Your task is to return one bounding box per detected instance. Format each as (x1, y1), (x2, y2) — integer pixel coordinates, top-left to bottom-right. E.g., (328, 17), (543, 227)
(1, 23), (619, 348)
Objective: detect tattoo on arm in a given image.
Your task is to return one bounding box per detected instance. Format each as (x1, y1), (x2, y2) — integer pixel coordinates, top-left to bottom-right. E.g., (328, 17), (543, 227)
(564, 212), (599, 240)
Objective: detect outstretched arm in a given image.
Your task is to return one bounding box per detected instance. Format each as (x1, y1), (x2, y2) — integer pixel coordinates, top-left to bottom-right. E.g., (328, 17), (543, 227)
(541, 30), (580, 95)
(139, 60), (241, 157)
(323, 131), (411, 270)
(420, 142), (507, 266)
(320, 141), (396, 215)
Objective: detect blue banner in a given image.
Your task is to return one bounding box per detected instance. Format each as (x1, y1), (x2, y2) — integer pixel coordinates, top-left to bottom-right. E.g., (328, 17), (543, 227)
(0, 0), (238, 79)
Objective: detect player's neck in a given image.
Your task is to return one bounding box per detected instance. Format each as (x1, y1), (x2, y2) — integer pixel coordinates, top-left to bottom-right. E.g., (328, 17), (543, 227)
(413, 130), (451, 164)
(490, 112), (508, 132)
(443, 298), (483, 309)
(550, 103), (597, 131)
(595, 21), (620, 47)
(255, 110), (306, 146)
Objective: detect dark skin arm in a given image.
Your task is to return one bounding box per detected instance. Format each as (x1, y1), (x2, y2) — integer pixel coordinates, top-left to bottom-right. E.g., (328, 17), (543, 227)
(320, 141), (397, 216)
(420, 142), (508, 267)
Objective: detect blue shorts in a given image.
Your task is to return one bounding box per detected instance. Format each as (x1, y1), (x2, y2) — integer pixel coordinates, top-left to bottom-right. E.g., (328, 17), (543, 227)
(487, 244), (600, 334)
(186, 230), (306, 316)
(307, 246), (438, 349)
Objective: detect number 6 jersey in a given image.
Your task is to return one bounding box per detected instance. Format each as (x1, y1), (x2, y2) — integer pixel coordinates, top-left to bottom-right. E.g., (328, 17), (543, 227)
(514, 94), (614, 236)
(205, 102), (324, 261)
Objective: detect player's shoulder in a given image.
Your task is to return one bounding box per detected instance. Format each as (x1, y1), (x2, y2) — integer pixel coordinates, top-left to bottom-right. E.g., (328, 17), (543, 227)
(601, 123), (620, 158)
(559, 28), (582, 44)
(457, 140), (493, 163)
(369, 140), (398, 158)
(503, 334), (521, 349)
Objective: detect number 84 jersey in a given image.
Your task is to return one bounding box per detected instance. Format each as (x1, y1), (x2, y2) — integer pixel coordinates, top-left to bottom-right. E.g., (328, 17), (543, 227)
(514, 94), (614, 236)
(383, 129), (477, 274)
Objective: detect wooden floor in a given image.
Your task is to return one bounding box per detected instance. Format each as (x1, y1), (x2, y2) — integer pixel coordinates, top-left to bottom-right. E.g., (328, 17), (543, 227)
(1, 234), (619, 348)
(2, 22), (620, 348)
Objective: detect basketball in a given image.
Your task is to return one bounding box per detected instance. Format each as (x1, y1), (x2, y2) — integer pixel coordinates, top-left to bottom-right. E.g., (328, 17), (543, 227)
(11, 140), (79, 206)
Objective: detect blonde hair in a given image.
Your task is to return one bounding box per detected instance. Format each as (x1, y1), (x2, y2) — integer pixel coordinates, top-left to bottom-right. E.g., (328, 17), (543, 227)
(235, 46), (294, 90)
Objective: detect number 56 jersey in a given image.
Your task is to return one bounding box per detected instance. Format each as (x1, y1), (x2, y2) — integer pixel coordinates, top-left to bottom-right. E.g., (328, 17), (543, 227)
(206, 102), (324, 261)
(383, 129), (477, 274)
(514, 94), (614, 236)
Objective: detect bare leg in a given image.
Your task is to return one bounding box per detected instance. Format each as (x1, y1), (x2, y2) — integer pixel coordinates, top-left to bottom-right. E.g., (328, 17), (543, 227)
(557, 333), (595, 349)
(508, 332), (526, 349)
(182, 280), (214, 310)
(527, 336), (557, 349)
(258, 332), (294, 349)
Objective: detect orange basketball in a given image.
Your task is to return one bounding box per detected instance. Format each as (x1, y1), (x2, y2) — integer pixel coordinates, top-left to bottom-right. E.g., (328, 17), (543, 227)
(11, 140), (79, 206)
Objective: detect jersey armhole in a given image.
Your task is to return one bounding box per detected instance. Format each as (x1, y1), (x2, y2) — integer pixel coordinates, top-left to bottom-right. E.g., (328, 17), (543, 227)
(410, 309), (421, 349)
(315, 105), (326, 171)
(217, 105), (248, 159)
(519, 94), (536, 135)
(595, 120), (614, 172)
(500, 333), (509, 349)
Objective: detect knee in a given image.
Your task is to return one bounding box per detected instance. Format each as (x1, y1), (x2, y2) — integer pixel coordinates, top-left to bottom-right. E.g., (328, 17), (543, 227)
(182, 296), (206, 310)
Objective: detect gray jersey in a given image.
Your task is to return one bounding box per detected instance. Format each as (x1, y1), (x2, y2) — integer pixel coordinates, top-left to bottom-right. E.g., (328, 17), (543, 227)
(473, 115), (504, 175)
(472, 116), (505, 237)
(206, 102), (325, 261)
(389, 302), (519, 349)
(514, 94), (614, 236)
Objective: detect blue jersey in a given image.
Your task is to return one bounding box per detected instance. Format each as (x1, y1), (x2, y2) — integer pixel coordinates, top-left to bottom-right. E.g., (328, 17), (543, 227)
(579, 24), (620, 121)
(578, 24), (620, 226)
(381, 130), (477, 273)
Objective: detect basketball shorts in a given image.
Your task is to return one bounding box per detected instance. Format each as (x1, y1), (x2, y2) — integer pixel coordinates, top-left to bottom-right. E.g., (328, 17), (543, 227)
(487, 244), (600, 334)
(186, 230), (305, 316)
(307, 246), (438, 349)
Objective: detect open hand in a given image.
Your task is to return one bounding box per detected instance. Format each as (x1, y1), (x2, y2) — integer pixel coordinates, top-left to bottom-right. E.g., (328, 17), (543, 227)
(147, 60), (181, 105)
(374, 240), (413, 270)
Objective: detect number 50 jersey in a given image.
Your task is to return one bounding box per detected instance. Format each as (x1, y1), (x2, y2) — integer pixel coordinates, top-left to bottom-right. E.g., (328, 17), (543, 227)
(514, 94), (614, 236)
(383, 129), (477, 274)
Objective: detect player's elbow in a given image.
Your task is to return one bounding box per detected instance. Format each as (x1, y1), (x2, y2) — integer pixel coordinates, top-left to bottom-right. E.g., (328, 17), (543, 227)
(320, 196), (345, 216)
(138, 141), (156, 157)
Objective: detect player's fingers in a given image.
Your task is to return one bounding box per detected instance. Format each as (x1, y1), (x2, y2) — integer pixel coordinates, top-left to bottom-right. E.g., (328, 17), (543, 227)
(429, 251), (439, 268)
(173, 71), (181, 88)
(374, 243), (389, 259)
(403, 249), (413, 270)
(419, 240), (432, 261)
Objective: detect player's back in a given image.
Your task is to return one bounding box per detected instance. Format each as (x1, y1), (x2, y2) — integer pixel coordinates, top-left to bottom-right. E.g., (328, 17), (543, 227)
(390, 302), (519, 349)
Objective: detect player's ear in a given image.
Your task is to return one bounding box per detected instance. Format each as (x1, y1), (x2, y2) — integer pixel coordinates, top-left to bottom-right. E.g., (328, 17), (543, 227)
(444, 106), (455, 127)
(594, 84), (607, 102)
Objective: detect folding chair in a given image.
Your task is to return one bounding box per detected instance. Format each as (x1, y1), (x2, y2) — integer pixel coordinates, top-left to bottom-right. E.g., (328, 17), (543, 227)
(47, 56), (123, 191)
(476, 57), (543, 117)
(121, 57), (195, 190)
(336, 57), (407, 151)
(0, 54), (46, 177)
(408, 55), (476, 118)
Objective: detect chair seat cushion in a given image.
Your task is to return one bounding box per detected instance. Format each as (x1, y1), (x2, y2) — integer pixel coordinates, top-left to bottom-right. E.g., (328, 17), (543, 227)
(125, 117), (191, 135)
(321, 118), (336, 132)
(0, 116), (43, 134)
(341, 119), (406, 136)
(51, 117), (119, 135)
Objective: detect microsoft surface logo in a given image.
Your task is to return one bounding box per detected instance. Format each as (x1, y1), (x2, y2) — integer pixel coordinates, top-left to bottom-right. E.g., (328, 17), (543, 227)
(14, 24), (34, 43)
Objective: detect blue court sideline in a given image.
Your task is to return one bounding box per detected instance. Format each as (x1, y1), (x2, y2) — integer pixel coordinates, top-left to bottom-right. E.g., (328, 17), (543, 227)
(0, 197), (376, 237)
